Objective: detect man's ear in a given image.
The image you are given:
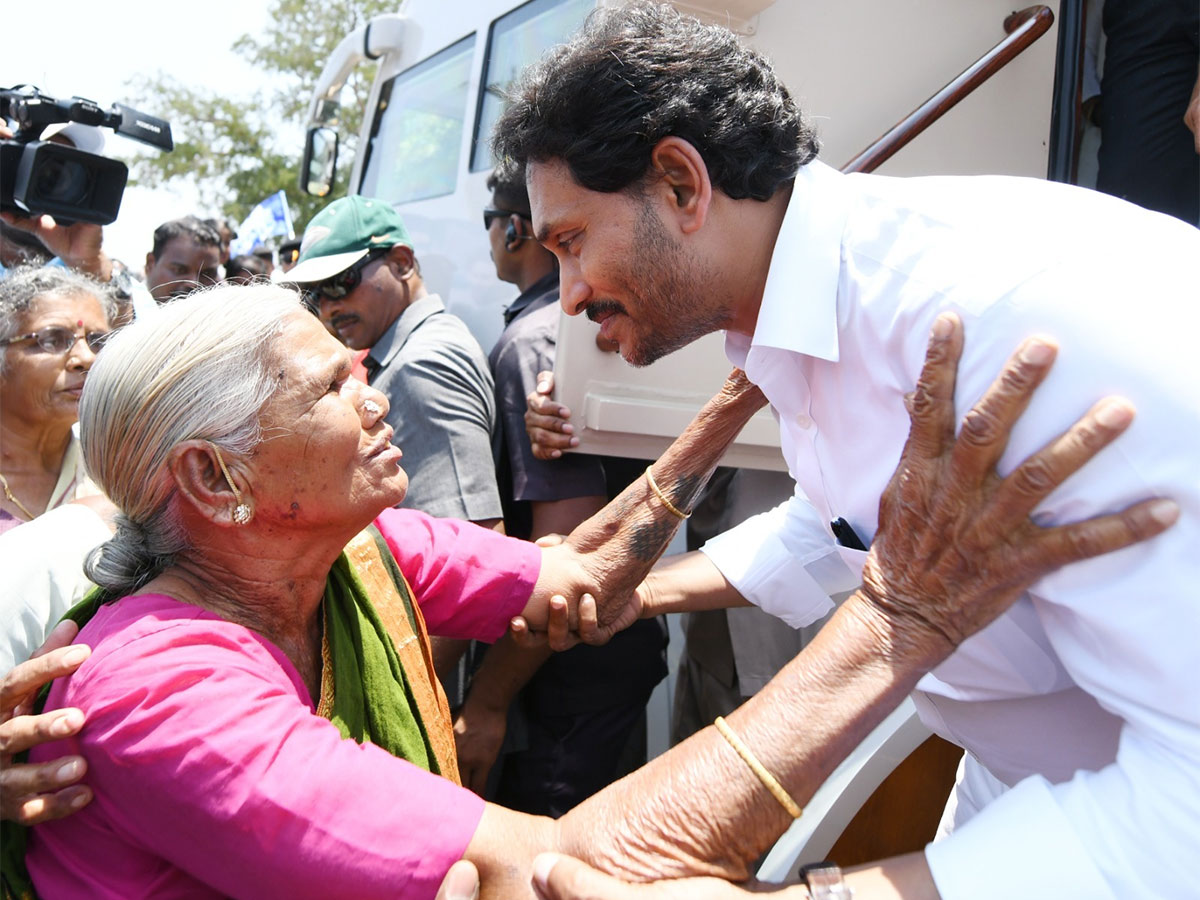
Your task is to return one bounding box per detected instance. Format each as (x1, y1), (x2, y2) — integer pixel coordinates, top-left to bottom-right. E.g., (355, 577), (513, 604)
(144, 251), (156, 278)
(649, 136), (713, 235)
(388, 244), (417, 278)
(506, 215), (527, 249)
(168, 440), (248, 527)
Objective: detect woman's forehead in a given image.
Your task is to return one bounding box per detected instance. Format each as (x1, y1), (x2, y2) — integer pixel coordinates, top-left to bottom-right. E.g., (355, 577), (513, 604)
(271, 312), (349, 383)
(25, 291), (105, 324)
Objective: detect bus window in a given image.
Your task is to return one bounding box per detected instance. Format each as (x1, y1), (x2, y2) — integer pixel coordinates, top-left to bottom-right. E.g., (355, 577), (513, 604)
(470, 0), (593, 172)
(360, 34), (476, 204)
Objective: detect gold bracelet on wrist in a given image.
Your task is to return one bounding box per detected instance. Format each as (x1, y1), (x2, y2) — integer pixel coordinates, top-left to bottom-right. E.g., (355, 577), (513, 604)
(644, 465), (690, 519)
(714, 715), (803, 819)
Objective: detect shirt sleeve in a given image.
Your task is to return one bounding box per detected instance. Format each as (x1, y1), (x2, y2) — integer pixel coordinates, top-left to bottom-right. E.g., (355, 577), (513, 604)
(387, 328), (504, 522)
(30, 619), (485, 900)
(375, 507), (541, 642)
(699, 483), (857, 628)
(492, 310), (609, 503)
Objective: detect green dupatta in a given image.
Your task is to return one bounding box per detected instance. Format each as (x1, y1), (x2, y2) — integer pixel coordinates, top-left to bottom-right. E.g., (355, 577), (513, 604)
(2, 525), (457, 900)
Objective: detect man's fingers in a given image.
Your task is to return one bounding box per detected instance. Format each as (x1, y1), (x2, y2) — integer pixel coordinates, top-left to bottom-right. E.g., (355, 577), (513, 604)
(0, 707), (86, 755)
(5, 784), (94, 827)
(533, 852), (623, 900)
(902, 314), (964, 460)
(990, 396), (1135, 521)
(0, 753), (87, 797)
(508, 617), (549, 649)
(1033, 497), (1179, 571)
(0, 644), (90, 711)
(575, 594), (600, 647)
(547, 595), (573, 651)
(436, 859), (480, 900)
(30, 620), (81, 660)
(526, 410), (574, 435)
(950, 336), (1057, 480)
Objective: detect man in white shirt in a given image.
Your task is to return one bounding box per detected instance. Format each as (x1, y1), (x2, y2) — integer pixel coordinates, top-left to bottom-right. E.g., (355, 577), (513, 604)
(495, 3), (1198, 898)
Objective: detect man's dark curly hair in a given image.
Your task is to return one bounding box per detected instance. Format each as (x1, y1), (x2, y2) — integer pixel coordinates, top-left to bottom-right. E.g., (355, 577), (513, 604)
(491, 2), (818, 201)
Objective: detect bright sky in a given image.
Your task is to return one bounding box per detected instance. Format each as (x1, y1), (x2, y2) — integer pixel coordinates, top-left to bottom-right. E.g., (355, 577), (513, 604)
(2, 0), (275, 266)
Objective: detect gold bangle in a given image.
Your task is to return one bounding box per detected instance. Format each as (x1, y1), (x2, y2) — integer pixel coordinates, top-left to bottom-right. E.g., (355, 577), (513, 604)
(714, 715), (803, 819)
(644, 465), (689, 519)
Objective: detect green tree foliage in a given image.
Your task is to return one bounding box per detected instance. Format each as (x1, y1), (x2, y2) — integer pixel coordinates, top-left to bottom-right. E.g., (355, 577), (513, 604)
(125, 0), (395, 231)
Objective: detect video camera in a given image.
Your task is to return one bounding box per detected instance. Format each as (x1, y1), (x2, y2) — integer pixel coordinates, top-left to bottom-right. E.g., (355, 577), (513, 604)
(1, 85), (174, 226)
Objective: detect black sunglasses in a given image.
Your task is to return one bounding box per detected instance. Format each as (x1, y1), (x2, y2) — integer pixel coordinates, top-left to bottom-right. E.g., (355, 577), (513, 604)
(482, 207), (527, 230)
(313, 248), (390, 301)
(1, 326), (110, 355)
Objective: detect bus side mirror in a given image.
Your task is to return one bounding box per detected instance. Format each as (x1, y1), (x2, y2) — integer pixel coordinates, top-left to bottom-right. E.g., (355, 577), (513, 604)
(300, 126), (339, 197)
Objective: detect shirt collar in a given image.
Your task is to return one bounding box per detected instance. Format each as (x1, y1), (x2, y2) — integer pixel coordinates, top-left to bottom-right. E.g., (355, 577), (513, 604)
(503, 271), (559, 326)
(367, 293), (446, 370)
(725, 159), (852, 368)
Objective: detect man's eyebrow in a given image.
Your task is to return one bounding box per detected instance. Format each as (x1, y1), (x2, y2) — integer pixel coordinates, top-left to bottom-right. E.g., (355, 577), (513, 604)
(534, 220), (556, 244)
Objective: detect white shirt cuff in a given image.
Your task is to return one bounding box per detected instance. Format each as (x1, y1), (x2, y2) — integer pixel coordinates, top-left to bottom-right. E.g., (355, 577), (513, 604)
(700, 502), (843, 629)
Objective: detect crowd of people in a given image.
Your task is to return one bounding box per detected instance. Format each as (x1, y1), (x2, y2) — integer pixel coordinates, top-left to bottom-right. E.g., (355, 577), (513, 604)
(1, 2), (1196, 899)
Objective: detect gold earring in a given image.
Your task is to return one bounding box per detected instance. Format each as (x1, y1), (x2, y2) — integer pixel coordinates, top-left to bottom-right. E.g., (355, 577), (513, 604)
(210, 443), (252, 525)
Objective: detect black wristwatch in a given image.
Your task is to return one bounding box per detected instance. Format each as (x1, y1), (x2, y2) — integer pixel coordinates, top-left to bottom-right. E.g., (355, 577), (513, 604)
(799, 862), (853, 899)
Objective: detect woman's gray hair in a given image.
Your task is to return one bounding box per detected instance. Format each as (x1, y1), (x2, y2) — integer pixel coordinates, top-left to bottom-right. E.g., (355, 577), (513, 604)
(0, 265), (116, 375)
(80, 283), (304, 594)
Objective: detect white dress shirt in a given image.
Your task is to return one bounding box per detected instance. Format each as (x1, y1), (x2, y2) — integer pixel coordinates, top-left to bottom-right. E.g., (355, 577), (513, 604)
(700, 160), (1200, 899)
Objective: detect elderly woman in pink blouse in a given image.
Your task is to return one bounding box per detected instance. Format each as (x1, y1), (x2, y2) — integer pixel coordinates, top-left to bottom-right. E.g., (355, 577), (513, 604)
(10, 284), (1169, 900)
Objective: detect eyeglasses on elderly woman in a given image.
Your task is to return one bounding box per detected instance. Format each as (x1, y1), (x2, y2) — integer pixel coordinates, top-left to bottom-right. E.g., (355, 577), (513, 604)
(1, 325), (110, 355)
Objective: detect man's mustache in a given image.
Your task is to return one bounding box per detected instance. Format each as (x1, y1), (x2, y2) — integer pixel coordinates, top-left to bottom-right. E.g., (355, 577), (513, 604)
(585, 300), (627, 323)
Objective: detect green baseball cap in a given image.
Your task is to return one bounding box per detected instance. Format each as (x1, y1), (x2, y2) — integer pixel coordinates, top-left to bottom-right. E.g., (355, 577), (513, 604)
(287, 195), (413, 284)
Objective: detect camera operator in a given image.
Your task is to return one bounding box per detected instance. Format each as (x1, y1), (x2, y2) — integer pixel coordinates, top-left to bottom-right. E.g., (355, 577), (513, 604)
(0, 122), (153, 323)
(2, 86), (174, 319)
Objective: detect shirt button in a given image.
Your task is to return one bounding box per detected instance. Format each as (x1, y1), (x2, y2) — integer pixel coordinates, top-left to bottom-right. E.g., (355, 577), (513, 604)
(794, 412), (813, 429)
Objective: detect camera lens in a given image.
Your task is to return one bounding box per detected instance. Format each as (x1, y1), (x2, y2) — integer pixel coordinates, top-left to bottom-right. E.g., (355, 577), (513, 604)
(34, 156), (93, 205)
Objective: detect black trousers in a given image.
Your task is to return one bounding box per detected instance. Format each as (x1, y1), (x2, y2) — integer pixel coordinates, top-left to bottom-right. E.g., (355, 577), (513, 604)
(1098, 0), (1200, 225)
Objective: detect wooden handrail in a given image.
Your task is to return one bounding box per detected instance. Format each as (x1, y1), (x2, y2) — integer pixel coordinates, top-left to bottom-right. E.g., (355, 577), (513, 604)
(842, 5), (1054, 174)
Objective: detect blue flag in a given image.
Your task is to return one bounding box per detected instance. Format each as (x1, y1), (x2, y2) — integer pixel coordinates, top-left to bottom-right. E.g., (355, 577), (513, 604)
(230, 190), (294, 257)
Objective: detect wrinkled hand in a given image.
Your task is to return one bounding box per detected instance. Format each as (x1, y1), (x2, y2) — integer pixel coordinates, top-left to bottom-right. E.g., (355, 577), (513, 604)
(0, 211), (110, 280)
(525, 371), (578, 460)
(0, 621), (93, 824)
(531, 854), (773, 900)
(454, 702), (509, 796)
(858, 313), (1179, 663)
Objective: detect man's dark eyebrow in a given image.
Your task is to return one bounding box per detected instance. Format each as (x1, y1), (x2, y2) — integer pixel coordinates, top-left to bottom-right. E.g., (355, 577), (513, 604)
(534, 221), (555, 244)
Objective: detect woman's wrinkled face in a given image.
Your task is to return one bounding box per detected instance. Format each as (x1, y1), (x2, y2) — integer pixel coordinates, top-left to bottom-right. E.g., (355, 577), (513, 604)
(246, 311), (407, 534)
(0, 291), (109, 434)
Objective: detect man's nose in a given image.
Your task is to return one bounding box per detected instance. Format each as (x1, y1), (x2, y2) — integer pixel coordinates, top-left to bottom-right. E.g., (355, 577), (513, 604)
(558, 259), (590, 317)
